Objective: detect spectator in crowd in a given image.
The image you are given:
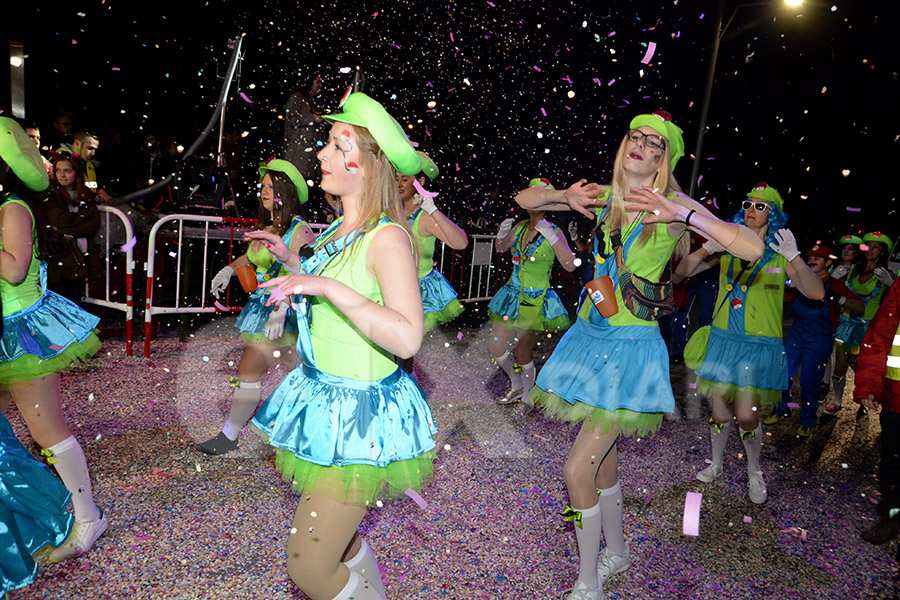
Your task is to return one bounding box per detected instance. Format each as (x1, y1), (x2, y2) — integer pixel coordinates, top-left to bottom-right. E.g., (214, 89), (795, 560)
(44, 110), (75, 151)
(283, 72), (324, 191)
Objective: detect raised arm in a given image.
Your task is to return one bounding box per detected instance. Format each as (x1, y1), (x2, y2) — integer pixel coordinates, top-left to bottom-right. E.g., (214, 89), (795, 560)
(515, 179), (607, 219)
(421, 209), (468, 250)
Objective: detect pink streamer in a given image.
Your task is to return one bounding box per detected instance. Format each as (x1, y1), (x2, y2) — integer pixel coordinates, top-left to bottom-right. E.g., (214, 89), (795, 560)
(120, 236), (137, 252)
(640, 42), (657, 64)
(239, 92), (254, 104)
(413, 179), (439, 199)
(214, 301), (228, 312)
(683, 491), (702, 536)
(405, 488), (428, 509)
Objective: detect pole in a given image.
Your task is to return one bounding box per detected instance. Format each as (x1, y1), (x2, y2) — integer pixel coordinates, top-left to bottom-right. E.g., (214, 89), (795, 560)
(688, 0), (726, 199)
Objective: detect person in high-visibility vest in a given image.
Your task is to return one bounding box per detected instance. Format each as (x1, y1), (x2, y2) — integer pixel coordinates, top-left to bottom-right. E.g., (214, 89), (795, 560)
(854, 276), (900, 545)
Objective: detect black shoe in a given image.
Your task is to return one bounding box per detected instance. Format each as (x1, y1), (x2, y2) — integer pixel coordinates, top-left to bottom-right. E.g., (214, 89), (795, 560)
(198, 432), (239, 455)
(860, 516), (900, 545)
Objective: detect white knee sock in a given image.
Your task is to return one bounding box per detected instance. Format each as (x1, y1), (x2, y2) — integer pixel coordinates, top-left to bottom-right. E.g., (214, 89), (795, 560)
(574, 502), (603, 590)
(493, 351), (522, 390)
(709, 419), (731, 468)
(47, 436), (100, 522)
(832, 375), (846, 407)
(333, 570), (386, 600)
(520, 361), (536, 404)
(598, 482), (626, 556)
(222, 380), (262, 441)
(344, 538), (385, 597)
(739, 425), (762, 474)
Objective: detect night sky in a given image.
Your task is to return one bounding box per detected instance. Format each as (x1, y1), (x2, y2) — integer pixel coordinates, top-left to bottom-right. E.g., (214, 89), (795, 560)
(5, 1), (898, 250)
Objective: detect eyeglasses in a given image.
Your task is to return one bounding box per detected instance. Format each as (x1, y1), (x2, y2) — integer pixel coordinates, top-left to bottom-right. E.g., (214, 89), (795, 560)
(626, 130), (667, 152)
(742, 200), (770, 212)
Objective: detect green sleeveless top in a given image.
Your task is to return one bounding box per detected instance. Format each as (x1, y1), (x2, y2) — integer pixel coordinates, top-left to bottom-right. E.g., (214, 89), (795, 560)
(246, 219), (309, 292)
(577, 202), (682, 327)
(410, 209), (436, 278)
(309, 221), (408, 381)
(513, 222), (560, 290)
(844, 271), (887, 321)
(0, 198), (43, 316)
(711, 253), (787, 337)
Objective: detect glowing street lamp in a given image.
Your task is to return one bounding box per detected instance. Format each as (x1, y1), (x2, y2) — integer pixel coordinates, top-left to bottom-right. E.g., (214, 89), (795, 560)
(688, 0), (804, 198)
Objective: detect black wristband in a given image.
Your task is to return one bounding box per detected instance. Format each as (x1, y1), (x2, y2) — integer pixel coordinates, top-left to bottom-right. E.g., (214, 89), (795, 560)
(684, 209), (696, 227)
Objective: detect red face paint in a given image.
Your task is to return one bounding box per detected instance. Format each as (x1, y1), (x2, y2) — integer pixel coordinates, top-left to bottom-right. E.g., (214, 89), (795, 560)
(341, 129), (352, 138)
(347, 161), (360, 169)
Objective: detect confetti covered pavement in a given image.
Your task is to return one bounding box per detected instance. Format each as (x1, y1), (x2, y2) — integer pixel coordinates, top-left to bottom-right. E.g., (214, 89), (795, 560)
(7, 315), (899, 600)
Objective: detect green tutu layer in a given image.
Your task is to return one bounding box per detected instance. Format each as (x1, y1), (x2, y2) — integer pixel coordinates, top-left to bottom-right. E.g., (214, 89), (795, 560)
(696, 377), (782, 407)
(239, 332), (299, 347)
(533, 387), (663, 437)
(0, 332), (101, 389)
(489, 311), (570, 333)
(275, 449), (436, 507)
(424, 299), (464, 333)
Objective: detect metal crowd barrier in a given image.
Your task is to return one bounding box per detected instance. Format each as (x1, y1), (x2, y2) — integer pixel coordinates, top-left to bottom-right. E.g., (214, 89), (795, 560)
(434, 233), (506, 302)
(82, 206), (136, 356)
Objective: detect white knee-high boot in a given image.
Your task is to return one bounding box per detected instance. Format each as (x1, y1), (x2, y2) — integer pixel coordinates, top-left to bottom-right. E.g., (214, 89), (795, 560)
(343, 538), (385, 597)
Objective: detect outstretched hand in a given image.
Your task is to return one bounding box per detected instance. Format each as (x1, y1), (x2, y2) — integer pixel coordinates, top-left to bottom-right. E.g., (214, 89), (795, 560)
(259, 273), (331, 307)
(563, 179), (606, 219)
(623, 186), (683, 224)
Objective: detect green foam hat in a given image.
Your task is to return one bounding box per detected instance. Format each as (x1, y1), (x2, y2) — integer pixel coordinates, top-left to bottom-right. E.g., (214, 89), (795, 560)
(417, 151), (439, 180)
(528, 177), (555, 190)
(839, 234), (863, 246)
(0, 117), (49, 191)
(746, 182), (784, 211)
(629, 110), (685, 169)
(863, 231), (894, 253)
(323, 92), (420, 176)
(258, 158), (309, 205)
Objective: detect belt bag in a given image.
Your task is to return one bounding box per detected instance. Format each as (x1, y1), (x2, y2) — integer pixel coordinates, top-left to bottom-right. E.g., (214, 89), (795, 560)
(611, 228), (675, 321)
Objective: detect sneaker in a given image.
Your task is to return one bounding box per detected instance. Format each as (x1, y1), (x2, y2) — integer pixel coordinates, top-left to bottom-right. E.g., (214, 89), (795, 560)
(797, 425), (817, 437)
(748, 471), (767, 504)
(565, 581), (606, 600)
(49, 510), (108, 563)
(597, 546), (631, 585)
(860, 516), (900, 545)
(696, 462), (723, 483)
(198, 431), (239, 455)
(763, 413), (788, 425)
(496, 387), (524, 405)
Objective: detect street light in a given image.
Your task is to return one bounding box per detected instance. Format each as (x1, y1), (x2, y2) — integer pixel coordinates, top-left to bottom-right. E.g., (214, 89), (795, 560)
(688, 0), (803, 198)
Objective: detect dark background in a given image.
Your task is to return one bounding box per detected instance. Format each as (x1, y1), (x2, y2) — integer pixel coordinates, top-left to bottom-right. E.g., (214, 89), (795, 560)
(4, 0), (898, 248)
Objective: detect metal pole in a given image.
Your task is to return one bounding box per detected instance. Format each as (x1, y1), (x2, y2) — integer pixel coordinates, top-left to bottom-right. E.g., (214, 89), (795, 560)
(688, 0), (726, 199)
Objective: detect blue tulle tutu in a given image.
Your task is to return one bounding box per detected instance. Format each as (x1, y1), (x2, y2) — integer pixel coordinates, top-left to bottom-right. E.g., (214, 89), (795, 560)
(488, 283), (570, 331)
(535, 318), (675, 414)
(0, 415), (74, 594)
(834, 315), (867, 348)
(235, 291), (300, 345)
(695, 326), (788, 391)
(252, 362), (438, 468)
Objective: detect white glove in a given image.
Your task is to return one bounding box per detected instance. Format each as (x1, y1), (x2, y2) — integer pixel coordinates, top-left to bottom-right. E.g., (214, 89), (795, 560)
(264, 301), (289, 340)
(535, 219), (559, 245)
(831, 264), (851, 280)
(874, 267), (896, 286)
(768, 228), (800, 262)
(210, 265), (234, 298)
(702, 238), (724, 255)
(414, 193), (438, 215)
(496, 218), (515, 240)
(567, 221), (579, 242)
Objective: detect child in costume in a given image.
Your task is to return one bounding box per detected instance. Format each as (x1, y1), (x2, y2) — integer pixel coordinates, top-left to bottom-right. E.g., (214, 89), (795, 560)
(0, 116), (106, 562)
(201, 159), (314, 454)
(245, 93), (436, 600)
(824, 231), (896, 414)
(677, 183), (823, 502)
(396, 150), (467, 375)
(489, 178), (576, 411)
(764, 243), (863, 435)
(518, 112), (765, 600)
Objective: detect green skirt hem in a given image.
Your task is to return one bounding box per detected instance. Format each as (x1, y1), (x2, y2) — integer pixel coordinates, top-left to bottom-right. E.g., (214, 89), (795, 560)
(532, 387), (664, 437)
(0, 332), (101, 389)
(696, 377), (782, 407)
(489, 312), (571, 333)
(424, 300), (464, 333)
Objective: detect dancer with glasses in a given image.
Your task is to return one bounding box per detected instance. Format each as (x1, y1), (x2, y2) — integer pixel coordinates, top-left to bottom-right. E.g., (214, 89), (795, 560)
(516, 111), (764, 600)
(678, 183), (823, 503)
